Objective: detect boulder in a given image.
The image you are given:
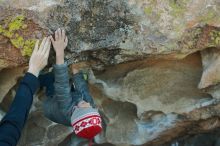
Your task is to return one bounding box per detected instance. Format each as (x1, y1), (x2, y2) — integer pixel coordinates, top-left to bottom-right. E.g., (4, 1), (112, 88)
(90, 53), (220, 145)
(0, 67), (25, 103)
(1, 0), (220, 146)
(1, 0), (220, 68)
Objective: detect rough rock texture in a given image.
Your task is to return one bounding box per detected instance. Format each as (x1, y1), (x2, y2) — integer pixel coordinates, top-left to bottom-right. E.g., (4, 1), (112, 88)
(0, 67), (25, 102)
(17, 96), (73, 146)
(90, 53), (220, 146)
(1, 0), (220, 146)
(0, 7), (48, 70)
(101, 54), (210, 115)
(18, 112), (73, 146)
(166, 129), (220, 146)
(198, 48), (220, 89)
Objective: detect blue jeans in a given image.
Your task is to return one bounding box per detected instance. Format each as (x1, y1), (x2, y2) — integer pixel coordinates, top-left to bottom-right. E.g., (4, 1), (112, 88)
(39, 71), (95, 126)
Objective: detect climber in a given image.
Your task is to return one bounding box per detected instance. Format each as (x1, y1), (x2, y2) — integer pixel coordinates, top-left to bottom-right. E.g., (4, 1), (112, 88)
(39, 28), (102, 145)
(0, 37), (51, 146)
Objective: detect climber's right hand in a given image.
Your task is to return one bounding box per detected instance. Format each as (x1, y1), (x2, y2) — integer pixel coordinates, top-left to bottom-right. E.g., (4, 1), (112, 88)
(28, 37), (51, 77)
(50, 28), (68, 65)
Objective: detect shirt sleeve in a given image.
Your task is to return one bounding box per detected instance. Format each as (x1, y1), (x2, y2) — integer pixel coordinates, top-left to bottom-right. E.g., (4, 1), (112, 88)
(53, 63), (73, 114)
(0, 72), (39, 146)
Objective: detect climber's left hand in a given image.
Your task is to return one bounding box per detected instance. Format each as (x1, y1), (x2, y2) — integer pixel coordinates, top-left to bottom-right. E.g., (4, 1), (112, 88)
(28, 37), (51, 77)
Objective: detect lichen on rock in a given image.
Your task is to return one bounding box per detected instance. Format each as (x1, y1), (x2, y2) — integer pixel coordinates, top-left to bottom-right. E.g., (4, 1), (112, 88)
(8, 15), (25, 32)
(0, 15), (37, 57)
(0, 7), (48, 69)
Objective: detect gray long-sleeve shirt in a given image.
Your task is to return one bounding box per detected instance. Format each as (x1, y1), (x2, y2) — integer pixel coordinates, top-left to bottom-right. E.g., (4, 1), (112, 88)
(43, 63), (95, 126)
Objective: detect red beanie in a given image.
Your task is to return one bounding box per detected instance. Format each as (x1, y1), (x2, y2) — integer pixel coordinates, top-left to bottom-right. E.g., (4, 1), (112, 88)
(71, 109), (102, 139)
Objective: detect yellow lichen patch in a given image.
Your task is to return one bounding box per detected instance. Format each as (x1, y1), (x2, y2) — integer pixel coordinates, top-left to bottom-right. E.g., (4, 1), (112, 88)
(4, 30), (13, 38)
(8, 15), (25, 32)
(11, 36), (25, 49)
(0, 25), (13, 38)
(22, 40), (36, 57)
(210, 30), (220, 45)
(0, 25), (3, 33)
(0, 15), (37, 57)
(215, 37), (220, 45)
(0, 15), (26, 39)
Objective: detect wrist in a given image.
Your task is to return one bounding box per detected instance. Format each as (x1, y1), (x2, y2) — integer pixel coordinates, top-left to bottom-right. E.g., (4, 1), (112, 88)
(56, 58), (64, 65)
(27, 67), (39, 77)
(56, 54), (64, 65)
(55, 51), (64, 58)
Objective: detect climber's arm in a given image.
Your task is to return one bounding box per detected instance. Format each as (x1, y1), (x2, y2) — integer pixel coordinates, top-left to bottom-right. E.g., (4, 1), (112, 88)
(0, 37), (51, 146)
(50, 28), (73, 114)
(0, 73), (39, 146)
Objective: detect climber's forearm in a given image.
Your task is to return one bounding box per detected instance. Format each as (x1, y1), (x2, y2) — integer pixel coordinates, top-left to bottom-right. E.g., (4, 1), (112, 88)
(0, 72), (39, 146)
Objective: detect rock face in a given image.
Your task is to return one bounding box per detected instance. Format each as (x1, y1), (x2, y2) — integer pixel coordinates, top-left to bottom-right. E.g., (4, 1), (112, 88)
(90, 53), (219, 146)
(17, 111), (73, 146)
(167, 129), (220, 146)
(1, 0), (220, 146)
